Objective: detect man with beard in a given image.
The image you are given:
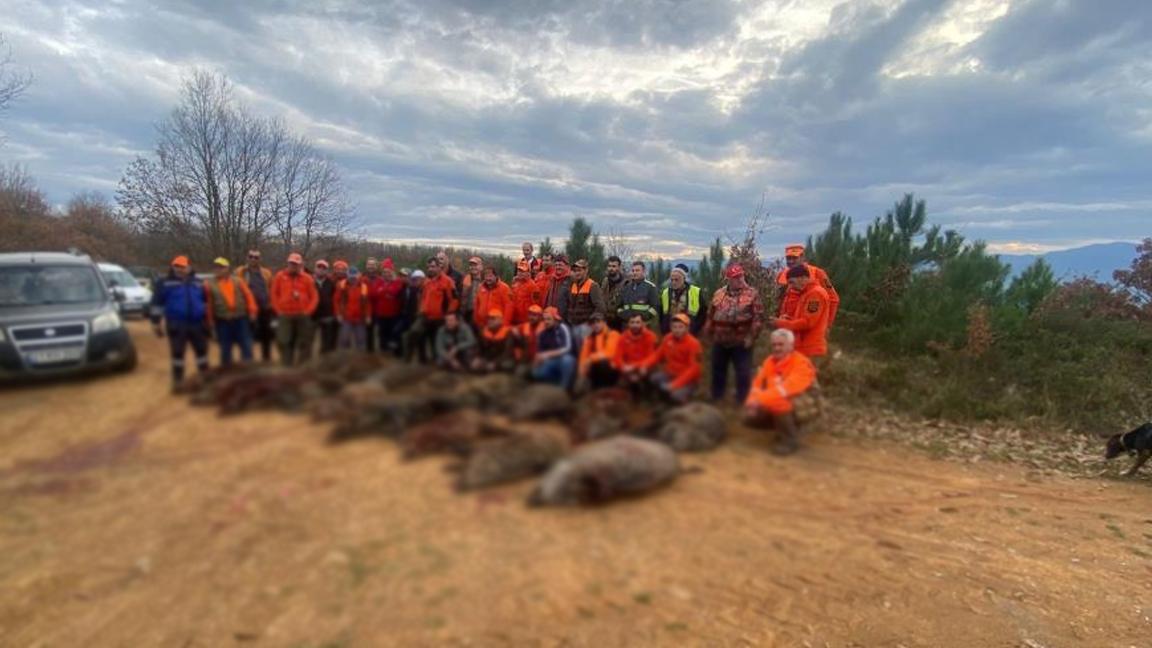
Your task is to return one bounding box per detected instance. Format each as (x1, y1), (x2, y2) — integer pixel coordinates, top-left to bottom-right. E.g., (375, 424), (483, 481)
(543, 255), (573, 322)
(312, 259), (339, 354)
(599, 255), (626, 331)
(235, 249), (275, 362)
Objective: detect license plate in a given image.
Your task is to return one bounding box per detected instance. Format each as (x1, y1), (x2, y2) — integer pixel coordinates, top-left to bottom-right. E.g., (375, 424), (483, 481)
(27, 348), (84, 364)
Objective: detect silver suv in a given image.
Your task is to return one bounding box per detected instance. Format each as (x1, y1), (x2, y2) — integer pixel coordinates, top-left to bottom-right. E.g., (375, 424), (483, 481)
(0, 252), (137, 378)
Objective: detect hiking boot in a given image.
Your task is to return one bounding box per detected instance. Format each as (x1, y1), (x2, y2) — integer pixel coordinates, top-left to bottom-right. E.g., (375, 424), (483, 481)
(772, 412), (802, 456)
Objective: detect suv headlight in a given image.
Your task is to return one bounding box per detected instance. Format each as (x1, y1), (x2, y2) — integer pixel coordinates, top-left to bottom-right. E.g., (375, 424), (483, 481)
(92, 310), (123, 333)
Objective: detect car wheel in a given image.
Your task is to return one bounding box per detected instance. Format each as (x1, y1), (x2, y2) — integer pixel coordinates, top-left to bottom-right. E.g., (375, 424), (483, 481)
(118, 346), (138, 373)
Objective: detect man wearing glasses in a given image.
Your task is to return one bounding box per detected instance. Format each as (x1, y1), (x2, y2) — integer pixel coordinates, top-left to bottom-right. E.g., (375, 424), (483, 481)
(235, 249), (276, 362)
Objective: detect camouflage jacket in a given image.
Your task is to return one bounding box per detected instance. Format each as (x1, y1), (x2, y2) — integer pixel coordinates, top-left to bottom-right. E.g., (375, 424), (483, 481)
(706, 283), (765, 346)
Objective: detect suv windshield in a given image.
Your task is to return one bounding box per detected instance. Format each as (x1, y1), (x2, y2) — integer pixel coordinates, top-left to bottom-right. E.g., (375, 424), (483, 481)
(102, 269), (138, 289)
(0, 265), (106, 307)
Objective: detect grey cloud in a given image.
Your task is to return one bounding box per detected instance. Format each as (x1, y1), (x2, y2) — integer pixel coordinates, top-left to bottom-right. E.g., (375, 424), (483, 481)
(3, 0), (1152, 258)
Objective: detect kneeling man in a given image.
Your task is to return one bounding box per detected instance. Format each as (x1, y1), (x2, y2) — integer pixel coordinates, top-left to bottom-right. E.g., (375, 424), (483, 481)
(744, 328), (817, 456)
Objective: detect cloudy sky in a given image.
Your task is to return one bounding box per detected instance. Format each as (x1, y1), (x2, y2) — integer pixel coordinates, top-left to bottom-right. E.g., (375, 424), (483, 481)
(2, 0), (1150, 258)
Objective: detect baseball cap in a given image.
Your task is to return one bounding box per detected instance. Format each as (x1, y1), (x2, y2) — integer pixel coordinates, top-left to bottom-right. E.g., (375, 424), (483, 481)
(785, 244), (805, 258)
(672, 313), (691, 326)
(287, 252), (304, 265)
(171, 255), (189, 268)
(213, 257), (230, 268)
(725, 264), (745, 279)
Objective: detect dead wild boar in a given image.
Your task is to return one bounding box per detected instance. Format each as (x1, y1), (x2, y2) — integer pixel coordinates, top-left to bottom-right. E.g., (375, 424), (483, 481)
(454, 422), (571, 491)
(527, 437), (681, 507)
(652, 402), (728, 452)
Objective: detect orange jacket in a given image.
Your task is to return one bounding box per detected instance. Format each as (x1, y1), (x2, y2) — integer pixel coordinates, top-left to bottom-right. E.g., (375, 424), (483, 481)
(335, 279), (370, 323)
(775, 283), (831, 357)
(420, 273), (458, 321)
(746, 351), (816, 414)
(204, 276), (257, 325)
(473, 280), (514, 330)
(271, 270), (319, 316)
(511, 277), (543, 325)
(579, 328), (621, 375)
(616, 327), (658, 368)
(641, 332), (703, 390)
(515, 321), (545, 362)
(777, 264), (839, 323)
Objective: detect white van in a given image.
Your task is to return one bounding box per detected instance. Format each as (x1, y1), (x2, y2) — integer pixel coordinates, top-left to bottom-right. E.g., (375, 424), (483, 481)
(98, 263), (153, 318)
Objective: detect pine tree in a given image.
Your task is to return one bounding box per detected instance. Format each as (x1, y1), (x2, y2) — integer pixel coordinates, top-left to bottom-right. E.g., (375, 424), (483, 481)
(589, 233), (606, 280)
(564, 217), (593, 263)
(692, 237), (725, 296)
(538, 237), (554, 257)
(1006, 258), (1058, 314)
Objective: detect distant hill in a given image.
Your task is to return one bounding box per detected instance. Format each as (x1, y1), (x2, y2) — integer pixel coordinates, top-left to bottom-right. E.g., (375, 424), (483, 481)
(998, 242), (1138, 281)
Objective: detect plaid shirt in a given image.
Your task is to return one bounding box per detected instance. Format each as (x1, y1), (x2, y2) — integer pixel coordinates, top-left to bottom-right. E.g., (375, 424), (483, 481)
(706, 283), (764, 346)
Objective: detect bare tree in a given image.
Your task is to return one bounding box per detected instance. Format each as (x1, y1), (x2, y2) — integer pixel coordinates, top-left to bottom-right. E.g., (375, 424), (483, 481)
(271, 135), (352, 257)
(0, 34), (31, 114)
(603, 226), (637, 262)
(117, 70), (353, 263)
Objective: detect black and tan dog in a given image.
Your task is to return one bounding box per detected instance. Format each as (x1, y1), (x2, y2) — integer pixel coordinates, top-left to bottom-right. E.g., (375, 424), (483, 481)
(1105, 423), (1152, 476)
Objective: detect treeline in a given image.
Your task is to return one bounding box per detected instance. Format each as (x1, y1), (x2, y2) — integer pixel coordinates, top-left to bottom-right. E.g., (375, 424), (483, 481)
(807, 194), (1152, 431)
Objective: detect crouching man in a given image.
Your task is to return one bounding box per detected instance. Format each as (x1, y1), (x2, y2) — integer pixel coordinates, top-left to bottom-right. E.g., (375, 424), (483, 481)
(743, 329), (818, 456)
(639, 313), (702, 403)
(472, 309), (515, 373)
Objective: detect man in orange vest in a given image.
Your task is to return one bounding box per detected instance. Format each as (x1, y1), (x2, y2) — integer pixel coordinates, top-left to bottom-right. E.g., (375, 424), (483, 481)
(577, 312), (621, 391)
(744, 329), (818, 455)
(473, 308), (515, 373)
(205, 257), (257, 367)
(271, 252), (319, 366)
(773, 265), (831, 360)
(567, 258), (607, 346)
(335, 266), (371, 351)
(776, 244), (839, 323)
(512, 304), (546, 371)
(235, 248), (275, 362)
(640, 313), (703, 403)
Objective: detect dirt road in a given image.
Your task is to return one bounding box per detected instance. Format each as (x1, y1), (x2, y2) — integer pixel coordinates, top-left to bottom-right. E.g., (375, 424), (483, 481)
(1, 322), (1148, 647)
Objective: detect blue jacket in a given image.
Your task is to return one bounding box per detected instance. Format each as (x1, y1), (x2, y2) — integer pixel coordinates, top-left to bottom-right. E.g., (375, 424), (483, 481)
(151, 271), (207, 325)
(537, 322), (573, 356)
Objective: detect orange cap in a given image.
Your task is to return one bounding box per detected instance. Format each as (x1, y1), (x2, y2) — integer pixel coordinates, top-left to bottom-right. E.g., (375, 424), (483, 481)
(672, 313), (691, 326)
(527, 305), (543, 315)
(487, 308), (504, 319)
(171, 255), (189, 268)
(785, 244), (805, 257)
(287, 252), (304, 265)
(516, 260), (531, 272)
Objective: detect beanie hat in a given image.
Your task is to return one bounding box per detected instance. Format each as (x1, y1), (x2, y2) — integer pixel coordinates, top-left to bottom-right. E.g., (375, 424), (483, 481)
(787, 264), (811, 279)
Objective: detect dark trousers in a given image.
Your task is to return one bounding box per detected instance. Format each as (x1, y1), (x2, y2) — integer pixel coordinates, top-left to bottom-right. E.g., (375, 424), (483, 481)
(167, 321), (209, 383)
(711, 344), (753, 404)
(277, 315), (314, 366)
(215, 318), (253, 367)
(252, 308), (275, 361)
(419, 319), (443, 365)
(315, 317), (339, 354)
(365, 318), (377, 353)
(588, 361), (620, 390)
(375, 316), (403, 357)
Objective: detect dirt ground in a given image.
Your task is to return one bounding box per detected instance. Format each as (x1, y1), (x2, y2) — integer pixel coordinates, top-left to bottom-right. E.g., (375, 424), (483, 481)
(1, 322), (1149, 647)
